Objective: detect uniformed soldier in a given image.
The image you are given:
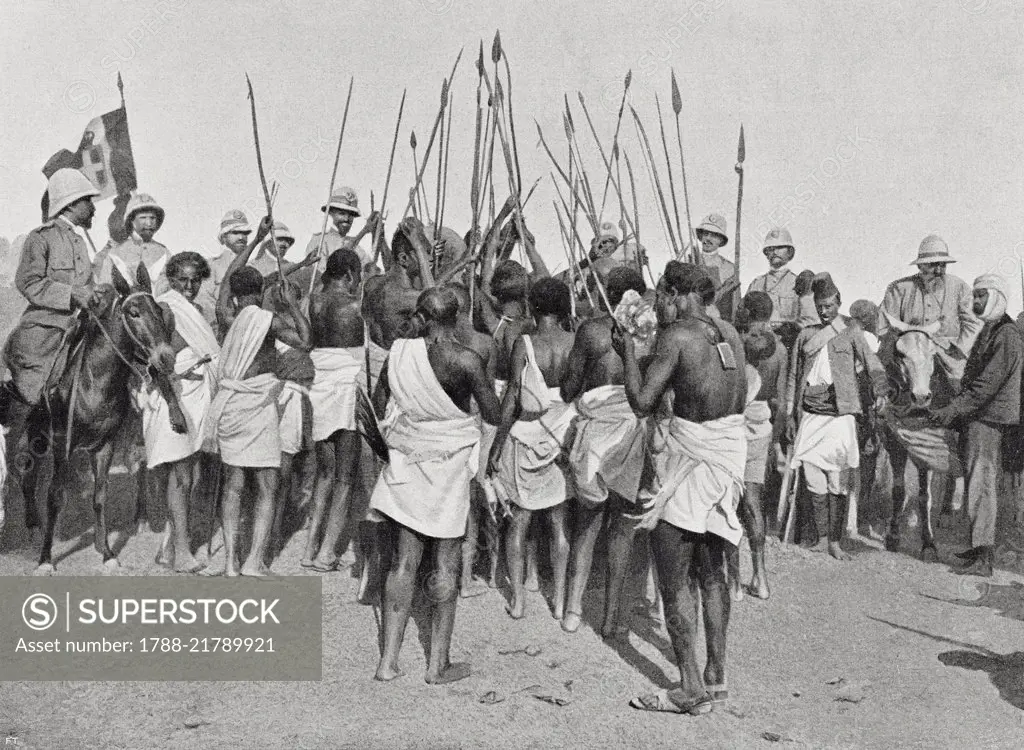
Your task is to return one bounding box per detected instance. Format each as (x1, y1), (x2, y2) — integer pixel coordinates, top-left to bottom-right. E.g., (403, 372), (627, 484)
(298, 186), (377, 272)
(695, 212), (736, 319)
(0, 169), (103, 476)
(93, 191), (171, 295)
(876, 234), (982, 389)
(194, 209), (269, 328)
(746, 227), (801, 334)
(248, 220), (295, 278)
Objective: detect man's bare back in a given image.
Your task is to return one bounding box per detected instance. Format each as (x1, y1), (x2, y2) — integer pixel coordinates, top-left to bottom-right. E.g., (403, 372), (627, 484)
(312, 287), (363, 348)
(492, 316), (533, 382)
(427, 339), (494, 416)
(363, 269), (419, 349)
(561, 316), (626, 401)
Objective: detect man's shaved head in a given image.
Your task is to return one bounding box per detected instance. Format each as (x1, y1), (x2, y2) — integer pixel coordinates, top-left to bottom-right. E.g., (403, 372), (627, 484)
(229, 266), (264, 297)
(324, 247), (362, 282)
(416, 286), (460, 327)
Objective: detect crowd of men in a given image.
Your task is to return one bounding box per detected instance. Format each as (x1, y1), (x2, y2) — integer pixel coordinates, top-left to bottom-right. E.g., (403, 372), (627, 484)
(1, 165), (1022, 713)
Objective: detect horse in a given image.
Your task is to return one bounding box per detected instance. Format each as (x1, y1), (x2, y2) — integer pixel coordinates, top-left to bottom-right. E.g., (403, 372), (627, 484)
(877, 312), (961, 561)
(22, 263), (187, 573)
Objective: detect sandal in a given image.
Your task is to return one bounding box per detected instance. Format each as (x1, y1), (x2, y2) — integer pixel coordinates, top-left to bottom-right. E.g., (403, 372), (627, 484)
(629, 689), (713, 715)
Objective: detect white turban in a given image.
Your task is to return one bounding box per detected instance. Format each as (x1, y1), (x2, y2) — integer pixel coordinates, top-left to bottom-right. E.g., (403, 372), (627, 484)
(973, 274), (1008, 322)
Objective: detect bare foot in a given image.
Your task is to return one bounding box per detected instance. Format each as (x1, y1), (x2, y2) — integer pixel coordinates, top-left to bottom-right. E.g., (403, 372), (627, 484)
(374, 663), (405, 682)
(809, 538), (829, 554)
(525, 573), (540, 592)
(425, 662), (471, 685)
(240, 563), (270, 577)
(828, 542), (851, 561)
(552, 600), (565, 620)
(561, 611), (582, 633)
(506, 597), (525, 620)
(224, 567), (241, 578)
(746, 576), (771, 600)
(154, 550), (173, 569)
(487, 570), (501, 588)
(460, 580), (490, 598)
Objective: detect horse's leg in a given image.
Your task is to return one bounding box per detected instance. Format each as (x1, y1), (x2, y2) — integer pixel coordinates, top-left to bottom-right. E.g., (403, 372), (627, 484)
(20, 412), (51, 530)
(918, 466), (938, 561)
(37, 450), (67, 574)
(90, 441), (118, 568)
(885, 445), (909, 552)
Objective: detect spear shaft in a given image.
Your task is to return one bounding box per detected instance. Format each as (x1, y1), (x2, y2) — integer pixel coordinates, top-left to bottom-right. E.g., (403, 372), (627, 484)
(403, 80), (449, 217)
(245, 74), (283, 282)
(372, 89), (406, 266)
(671, 70), (695, 252)
(733, 124), (745, 316)
(630, 106), (679, 257)
(656, 94), (684, 258)
(600, 71), (631, 216)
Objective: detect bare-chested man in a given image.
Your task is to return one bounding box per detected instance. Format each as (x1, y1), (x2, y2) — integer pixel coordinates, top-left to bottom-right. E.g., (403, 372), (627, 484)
(302, 248), (366, 571)
(370, 286), (501, 684)
(450, 282), (499, 598)
(614, 261), (746, 716)
(207, 255), (311, 577)
(560, 266), (649, 636)
(488, 278), (576, 620)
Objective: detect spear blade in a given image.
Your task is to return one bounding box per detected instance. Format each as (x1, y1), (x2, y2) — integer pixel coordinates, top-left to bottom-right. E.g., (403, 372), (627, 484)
(476, 40), (485, 75)
(492, 29), (502, 63)
(671, 69), (682, 115)
(738, 124), (746, 164)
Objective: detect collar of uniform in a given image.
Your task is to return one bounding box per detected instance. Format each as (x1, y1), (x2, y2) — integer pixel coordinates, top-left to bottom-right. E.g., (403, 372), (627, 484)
(211, 243), (236, 260)
(767, 264), (791, 278)
(701, 249), (721, 264)
(915, 273), (945, 293)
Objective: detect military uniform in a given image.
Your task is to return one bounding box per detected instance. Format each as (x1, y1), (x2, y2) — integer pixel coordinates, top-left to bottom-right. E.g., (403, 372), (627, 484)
(93, 234), (170, 295)
(298, 230), (369, 271)
(747, 267), (800, 327)
(194, 247), (236, 329)
(4, 217), (93, 404)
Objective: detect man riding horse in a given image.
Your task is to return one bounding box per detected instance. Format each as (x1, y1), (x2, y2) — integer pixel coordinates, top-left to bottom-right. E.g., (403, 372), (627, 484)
(0, 168), (103, 529)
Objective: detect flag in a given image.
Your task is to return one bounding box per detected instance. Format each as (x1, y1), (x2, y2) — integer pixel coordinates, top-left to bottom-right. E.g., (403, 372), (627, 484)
(41, 106), (137, 224)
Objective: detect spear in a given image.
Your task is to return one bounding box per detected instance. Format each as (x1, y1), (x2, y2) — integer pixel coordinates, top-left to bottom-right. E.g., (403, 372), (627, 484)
(403, 78), (450, 217)
(433, 85), (447, 244)
(671, 70), (695, 253)
(469, 43), (485, 254)
(630, 105), (679, 257)
(371, 89), (406, 266)
(553, 199), (589, 315)
(410, 131), (429, 223)
(623, 150), (655, 285)
(536, 119), (596, 235)
(576, 93), (639, 253)
(656, 94), (684, 258)
(600, 70), (631, 216)
(495, 30), (523, 195)
(439, 90), (455, 237)
(733, 124), (745, 316)
(245, 73), (283, 283)
(565, 95), (598, 223)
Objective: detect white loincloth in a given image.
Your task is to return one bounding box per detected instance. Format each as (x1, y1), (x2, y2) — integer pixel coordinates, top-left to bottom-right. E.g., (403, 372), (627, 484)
(204, 306), (283, 468)
(568, 384), (645, 506)
(309, 347), (363, 442)
(793, 347), (859, 474)
(138, 290), (219, 467)
(493, 339), (576, 510)
(278, 380), (308, 455)
(638, 414), (747, 544)
(370, 338), (481, 538)
(744, 366), (773, 484)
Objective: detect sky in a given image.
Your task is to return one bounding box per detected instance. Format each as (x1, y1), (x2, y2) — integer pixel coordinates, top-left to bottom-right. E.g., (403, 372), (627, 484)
(1, 0), (1022, 311)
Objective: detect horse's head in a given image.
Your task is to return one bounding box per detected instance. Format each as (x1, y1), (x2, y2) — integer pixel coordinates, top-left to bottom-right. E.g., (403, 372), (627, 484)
(882, 311), (941, 407)
(110, 263), (176, 377)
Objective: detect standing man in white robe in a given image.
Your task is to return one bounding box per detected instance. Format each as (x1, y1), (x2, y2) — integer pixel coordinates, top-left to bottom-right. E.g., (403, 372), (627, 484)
(370, 287), (502, 685)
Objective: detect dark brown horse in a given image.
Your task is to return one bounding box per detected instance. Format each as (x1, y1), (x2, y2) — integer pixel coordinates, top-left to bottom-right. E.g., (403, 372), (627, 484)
(877, 313), (960, 561)
(23, 263), (186, 573)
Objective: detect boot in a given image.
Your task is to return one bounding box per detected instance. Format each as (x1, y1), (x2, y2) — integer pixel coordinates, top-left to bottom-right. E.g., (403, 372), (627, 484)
(807, 492), (829, 549)
(956, 546), (993, 577)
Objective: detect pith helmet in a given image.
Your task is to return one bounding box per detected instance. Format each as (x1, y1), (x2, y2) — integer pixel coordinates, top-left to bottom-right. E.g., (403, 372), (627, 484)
(47, 168), (100, 219)
(696, 213), (729, 245)
(218, 209), (252, 241)
(322, 186), (360, 216)
(122, 191), (165, 234)
(911, 234), (956, 265)
(762, 227), (794, 251)
(597, 221), (620, 242)
(271, 220), (295, 246)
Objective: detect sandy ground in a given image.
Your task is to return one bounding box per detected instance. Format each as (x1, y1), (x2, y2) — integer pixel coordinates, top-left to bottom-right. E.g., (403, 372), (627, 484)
(1, 460), (1024, 750)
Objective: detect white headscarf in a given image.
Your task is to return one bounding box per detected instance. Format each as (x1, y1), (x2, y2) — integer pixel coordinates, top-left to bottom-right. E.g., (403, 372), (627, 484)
(973, 274), (1008, 322)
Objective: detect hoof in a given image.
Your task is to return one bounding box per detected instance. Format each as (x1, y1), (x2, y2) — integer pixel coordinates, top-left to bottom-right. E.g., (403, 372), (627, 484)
(34, 563), (55, 576)
(920, 546), (939, 563)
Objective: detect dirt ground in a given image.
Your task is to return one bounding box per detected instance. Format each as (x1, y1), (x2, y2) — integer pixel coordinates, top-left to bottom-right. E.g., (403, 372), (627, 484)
(1, 462), (1024, 750)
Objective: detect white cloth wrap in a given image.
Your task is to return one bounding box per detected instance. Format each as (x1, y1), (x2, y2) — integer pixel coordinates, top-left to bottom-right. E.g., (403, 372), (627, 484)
(494, 387), (577, 511)
(370, 338), (481, 538)
(793, 346), (859, 474)
(278, 380), (308, 455)
(567, 384), (645, 506)
(743, 365), (773, 484)
(138, 290), (220, 467)
(309, 347), (364, 441)
(638, 414), (747, 545)
(204, 306), (283, 468)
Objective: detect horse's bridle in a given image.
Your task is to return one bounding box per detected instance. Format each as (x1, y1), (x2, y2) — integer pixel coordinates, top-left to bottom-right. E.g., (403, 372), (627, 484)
(87, 290), (164, 386)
